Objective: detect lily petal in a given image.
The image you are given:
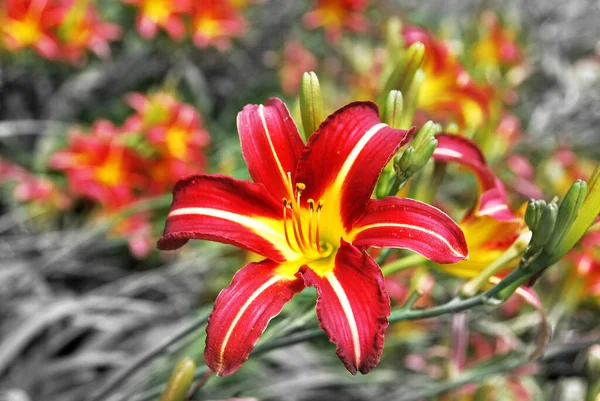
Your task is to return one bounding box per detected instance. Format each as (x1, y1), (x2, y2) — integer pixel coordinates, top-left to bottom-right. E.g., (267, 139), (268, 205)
(349, 197), (468, 263)
(237, 98), (305, 199)
(157, 174), (297, 262)
(205, 259), (305, 376)
(295, 102), (413, 232)
(297, 240), (390, 374)
(433, 133), (515, 221)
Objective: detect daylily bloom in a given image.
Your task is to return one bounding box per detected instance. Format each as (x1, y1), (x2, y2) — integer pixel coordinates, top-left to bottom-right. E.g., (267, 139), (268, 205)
(432, 134), (524, 278)
(124, 91), (180, 132)
(49, 120), (146, 209)
(190, 0), (245, 50)
(403, 26), (494, 130)
(303, 0), (369, 42)
(0, 157), (71, 210)
(146, 103), (211, 193)
(543, 148), (596, 198)
(158, 98), (468, 375)
(122, 0), (190, 40)
(472, 11), (523, 70)
(564, 225), (600, 303)
(56, 0), (122, 63)
(1, 0), (62, 59)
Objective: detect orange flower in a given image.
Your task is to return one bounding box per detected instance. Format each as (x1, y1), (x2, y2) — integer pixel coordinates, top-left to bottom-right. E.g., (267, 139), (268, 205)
(49, 120), (146, 210)
(1, 0), (62, 59)
(403, 26), (494, 130)
(303, 0), (369, 42)
(0, 157), (71, 210)
(122, 0), (190, 40)
(124, 91), (180, 132)
(191, 0), (245, 50)
(146, 103), (211, 193)
(433, 134), (526, 278)
(56, 0), (122, 63)
(473, 11), (523, 70)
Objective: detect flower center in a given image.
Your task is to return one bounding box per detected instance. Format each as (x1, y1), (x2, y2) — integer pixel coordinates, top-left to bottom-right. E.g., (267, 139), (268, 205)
(281, 172), (332, 260)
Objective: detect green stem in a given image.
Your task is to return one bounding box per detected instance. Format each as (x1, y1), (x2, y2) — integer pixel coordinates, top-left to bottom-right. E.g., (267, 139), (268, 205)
(381, 253), (426, 276)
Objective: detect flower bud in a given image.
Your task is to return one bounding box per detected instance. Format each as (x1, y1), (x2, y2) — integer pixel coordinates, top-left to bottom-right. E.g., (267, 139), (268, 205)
(381, 42), (425, 107)
(544, 179), (588, 259)
(530, 202), (558, 249)
(382, 90), (404, 129)
(555, 164), (600, 260)
(299, 71), (325, 140)
(159, 357), (196, 401)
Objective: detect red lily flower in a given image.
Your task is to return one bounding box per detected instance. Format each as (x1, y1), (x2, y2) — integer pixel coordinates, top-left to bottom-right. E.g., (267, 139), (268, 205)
(158, 98), (468, 375)
(124, 91), (180, 132)
(0, 157), (71, 210)
(1, 0), (63, 59)
(473, 11), (523, 70)
(303, 0), (369, 42)
(432, 134), (525, 278)
(122, 0), (190, 40)
(56, 0), (122, 63)
(146, 103), (211, 193)
(190, 0), (245, 50)
(49, 120), (146, 209)
(403, 26), (494, 130)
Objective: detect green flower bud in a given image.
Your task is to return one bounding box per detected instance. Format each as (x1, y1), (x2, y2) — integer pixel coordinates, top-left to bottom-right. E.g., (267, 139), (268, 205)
(544, 179), (588, 259)
(159, 357), (196, 401)
(380, 42), (425, 107)
(299, 71), (325, 140)
(524, 199), (539, 231)
(531, 202), (558, 249)
(382, 90), (403, 129)
(556, 164), (600, 260)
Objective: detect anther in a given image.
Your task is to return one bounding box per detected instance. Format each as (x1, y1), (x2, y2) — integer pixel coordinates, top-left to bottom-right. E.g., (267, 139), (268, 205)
(296, 183), (306, 191)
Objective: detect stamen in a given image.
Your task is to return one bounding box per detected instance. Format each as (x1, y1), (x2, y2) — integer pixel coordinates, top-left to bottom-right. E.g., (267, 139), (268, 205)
(289, 203), (307, 253)
(292, 182), (309, 251)
(315, 200), (324, 254)
(282, 198), (296, 252)
(307, 199), (315, 250)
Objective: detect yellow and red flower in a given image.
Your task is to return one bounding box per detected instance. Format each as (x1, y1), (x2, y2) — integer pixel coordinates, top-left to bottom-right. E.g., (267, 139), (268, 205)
(403, 26), (494, 130)
(303, 0), (369, 42)
(56, 0), (122, 63)
(432, 134), (525, 278)
(191, 0), (245, 49)
(1, 0), (63, 59)
(122, 0), (190, 40)
(124, 91), (180, 132)
(472, 11), (523, 71)
(158, 98), (468, 375)
(49, 120), (146, 209)
(567, 227), (600, 303)
(0, 157), (71, 210)
(146, 103), (211, 193)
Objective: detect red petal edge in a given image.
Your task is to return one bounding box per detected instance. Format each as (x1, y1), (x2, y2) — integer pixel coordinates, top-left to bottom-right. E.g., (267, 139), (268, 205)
(157, 174), (291, 262)
(350, 197), (468, 264)
(205, 259), (305, 376)
(297, 240), (390, 374)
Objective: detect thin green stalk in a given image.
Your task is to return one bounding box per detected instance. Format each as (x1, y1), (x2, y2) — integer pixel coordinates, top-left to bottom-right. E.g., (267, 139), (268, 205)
(381, 253), (426, 276)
